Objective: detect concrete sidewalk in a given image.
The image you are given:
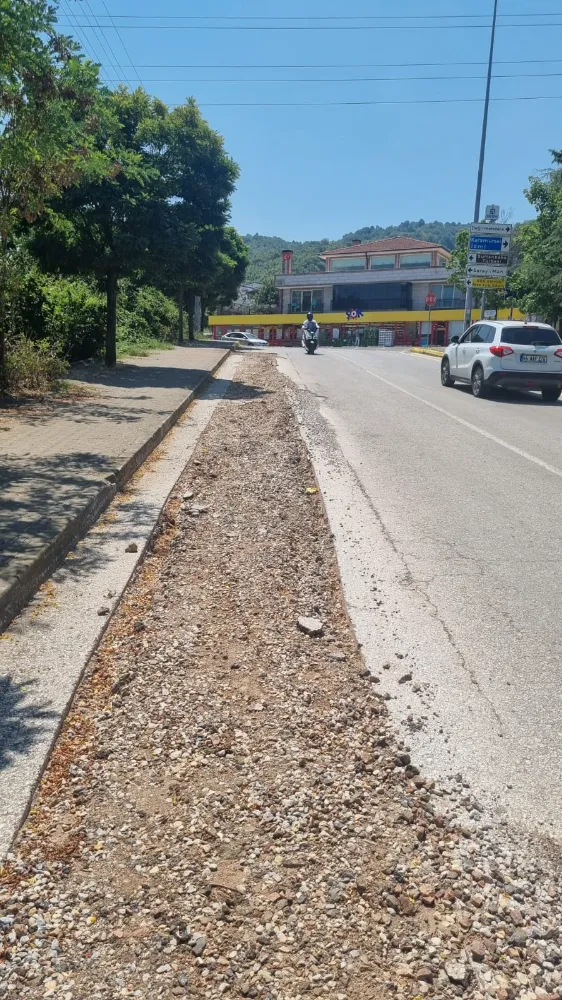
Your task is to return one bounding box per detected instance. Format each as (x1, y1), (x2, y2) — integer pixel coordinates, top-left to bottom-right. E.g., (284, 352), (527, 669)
(0, 344), (229, 631)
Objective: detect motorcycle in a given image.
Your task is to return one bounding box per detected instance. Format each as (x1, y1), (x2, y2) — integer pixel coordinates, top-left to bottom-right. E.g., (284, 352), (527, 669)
(302, 327), (318, 355)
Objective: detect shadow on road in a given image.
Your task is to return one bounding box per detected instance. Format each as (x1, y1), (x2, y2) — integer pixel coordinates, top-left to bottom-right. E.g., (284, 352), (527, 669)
(0, 452), (111, 580)
(0, 675), (57, 771)
(453, 385), (560, 406)
(0, 373), (272, 605)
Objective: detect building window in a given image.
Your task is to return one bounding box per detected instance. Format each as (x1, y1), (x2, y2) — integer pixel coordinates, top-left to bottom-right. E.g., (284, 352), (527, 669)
(311, 289), (324, 312)
(429, 283), (465, 308)
(329, 256), (367, 272)
(437, 256), (448, 267)
(399, 252), (432, 268)
(333, 282), (412, 311)
(369, 254), (395, 270)
(289, 289), (324, 313)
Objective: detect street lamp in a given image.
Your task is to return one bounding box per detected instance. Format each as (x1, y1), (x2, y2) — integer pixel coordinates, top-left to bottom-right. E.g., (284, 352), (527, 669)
(464, 0), (499, 329)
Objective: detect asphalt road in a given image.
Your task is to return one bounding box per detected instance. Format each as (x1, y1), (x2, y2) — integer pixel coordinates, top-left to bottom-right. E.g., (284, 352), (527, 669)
(279, 346), (562, 842)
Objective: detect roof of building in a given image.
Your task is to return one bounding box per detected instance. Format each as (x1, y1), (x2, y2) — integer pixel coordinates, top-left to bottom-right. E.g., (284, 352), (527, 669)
(322, 237), (448, 257)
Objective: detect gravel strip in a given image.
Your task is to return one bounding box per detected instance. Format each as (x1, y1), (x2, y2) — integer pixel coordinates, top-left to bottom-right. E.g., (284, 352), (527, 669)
(1, 355), (561, 1000)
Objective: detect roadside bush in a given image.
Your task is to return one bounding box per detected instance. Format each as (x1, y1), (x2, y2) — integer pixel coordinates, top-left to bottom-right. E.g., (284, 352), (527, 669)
(118, 284), (178, 345)
(3, 249), (105, 362)
(2, 247), (47, 343)
(2, 337), (68, 394)
(41, 279), (105, 361)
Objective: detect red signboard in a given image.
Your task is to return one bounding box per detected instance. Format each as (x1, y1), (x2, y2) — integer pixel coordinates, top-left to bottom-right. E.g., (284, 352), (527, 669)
(425, 292), (437, 308)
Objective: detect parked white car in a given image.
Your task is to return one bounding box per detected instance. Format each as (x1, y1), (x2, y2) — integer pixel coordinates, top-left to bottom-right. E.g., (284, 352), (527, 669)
(220, 332), (268, 347)
(441, 321), (562, 401)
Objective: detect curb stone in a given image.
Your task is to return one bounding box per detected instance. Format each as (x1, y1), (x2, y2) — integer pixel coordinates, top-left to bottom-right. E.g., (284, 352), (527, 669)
(0, 350), (229, 634)
(410, 346), (445, 358)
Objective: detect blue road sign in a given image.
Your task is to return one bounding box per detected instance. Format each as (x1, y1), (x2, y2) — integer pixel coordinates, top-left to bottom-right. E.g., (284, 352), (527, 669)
(469, 235), (511, 253)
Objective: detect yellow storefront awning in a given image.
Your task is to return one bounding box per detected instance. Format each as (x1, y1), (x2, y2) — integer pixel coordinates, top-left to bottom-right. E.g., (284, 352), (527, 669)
(209, 308), (525, 326)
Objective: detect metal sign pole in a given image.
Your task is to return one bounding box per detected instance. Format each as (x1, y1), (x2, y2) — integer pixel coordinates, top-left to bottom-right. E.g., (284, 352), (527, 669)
(464, 0), (499, 329)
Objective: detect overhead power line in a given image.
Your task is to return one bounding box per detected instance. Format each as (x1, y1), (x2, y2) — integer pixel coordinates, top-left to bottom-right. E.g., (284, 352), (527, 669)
(174, 94), (562, 108)
(59, 11), (562, 20)
(80, 0), (127, 82)
(132, 59), (562, 69)
(99, 0), (143, 85)
(103, 71), (562, 84)
(58, 21), (562, 31)
(59, 0), (106, 75)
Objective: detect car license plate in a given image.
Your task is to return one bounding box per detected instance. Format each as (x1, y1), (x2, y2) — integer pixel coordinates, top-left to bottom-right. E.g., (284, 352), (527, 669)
(520, 353), (547, 363)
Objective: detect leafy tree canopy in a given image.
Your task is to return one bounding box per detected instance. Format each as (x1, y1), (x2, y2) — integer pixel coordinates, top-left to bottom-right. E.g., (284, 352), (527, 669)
(512, 152), (562, 324)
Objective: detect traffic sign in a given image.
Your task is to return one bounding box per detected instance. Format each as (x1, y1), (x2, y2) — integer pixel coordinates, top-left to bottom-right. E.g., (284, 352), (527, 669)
(466, 277), (506, 289)
(466, 264), (508, 278)
(485, 204), (500, 222)
(467, 251), (509, 266)
(469, 222), (512, 235)
(469, 234), (511, 253)
(425, 292), (437, 308)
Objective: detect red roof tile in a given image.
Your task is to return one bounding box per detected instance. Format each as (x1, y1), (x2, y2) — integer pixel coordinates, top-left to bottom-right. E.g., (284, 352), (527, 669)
(322, 237), (447, 257)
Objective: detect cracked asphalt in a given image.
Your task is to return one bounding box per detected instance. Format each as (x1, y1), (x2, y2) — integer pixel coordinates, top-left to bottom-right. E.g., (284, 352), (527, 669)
(279, 346), (562, 843)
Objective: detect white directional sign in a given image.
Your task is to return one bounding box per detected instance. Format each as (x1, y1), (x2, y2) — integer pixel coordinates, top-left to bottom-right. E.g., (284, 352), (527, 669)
(466, 217), (511, 296)
(466, 264), (508, 278)
(469, 222), (512, 236)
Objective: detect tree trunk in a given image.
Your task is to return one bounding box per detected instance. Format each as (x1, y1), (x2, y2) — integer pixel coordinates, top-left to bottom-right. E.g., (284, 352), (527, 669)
(0, 288), (5, 383)
(178, 282), (185, 343)
(200, 298), (208, 333)
(186, 289), (195, 342)
(0, 241), (7, 383)
(106, 268), (118, 367)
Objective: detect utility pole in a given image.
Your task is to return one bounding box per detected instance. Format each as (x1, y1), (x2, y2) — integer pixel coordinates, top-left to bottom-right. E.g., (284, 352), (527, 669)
(464, 0), (499, 329)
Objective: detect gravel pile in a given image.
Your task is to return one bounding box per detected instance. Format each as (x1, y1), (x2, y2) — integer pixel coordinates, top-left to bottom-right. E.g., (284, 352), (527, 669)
(1, 355), (561, 1000)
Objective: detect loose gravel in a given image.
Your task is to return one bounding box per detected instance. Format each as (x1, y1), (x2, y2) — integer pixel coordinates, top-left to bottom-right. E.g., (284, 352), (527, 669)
(1, 355), (562, 1000)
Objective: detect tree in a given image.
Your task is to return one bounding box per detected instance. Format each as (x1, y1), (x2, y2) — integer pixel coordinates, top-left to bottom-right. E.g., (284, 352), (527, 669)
(29, 87), (169, 366)
(0, 0), (103, 372)
(447, 229), (470, 292)
(199, 227), (249, 329)
(249, 276), (278, 313)
(149, 99), (240, 341)
(513, 153), (562, 324)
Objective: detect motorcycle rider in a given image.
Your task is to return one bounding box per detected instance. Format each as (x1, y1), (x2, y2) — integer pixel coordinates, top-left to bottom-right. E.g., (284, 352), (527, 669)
(301, 311), (319, 348)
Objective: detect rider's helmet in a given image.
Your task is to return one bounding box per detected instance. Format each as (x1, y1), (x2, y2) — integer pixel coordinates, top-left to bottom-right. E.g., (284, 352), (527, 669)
(307, 312), (314, 321)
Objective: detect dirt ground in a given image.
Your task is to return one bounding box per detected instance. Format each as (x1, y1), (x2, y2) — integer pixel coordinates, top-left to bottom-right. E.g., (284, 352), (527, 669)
(1, 355), (561, 1000)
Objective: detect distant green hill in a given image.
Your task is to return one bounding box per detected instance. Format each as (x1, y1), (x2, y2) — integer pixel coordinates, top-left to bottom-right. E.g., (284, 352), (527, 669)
(244, 220), (466, 283)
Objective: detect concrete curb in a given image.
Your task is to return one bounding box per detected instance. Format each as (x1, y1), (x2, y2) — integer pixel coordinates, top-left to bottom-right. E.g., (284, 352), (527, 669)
(411, 346), (444, 358)
(0, 350), (229, 634)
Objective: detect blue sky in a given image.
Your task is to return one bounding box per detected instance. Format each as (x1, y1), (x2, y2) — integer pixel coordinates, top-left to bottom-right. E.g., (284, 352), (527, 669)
(59, 1), (562, 240)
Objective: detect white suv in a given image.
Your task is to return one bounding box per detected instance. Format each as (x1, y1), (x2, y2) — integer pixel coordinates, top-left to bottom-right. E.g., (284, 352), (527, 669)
(441, 321), (562, 401)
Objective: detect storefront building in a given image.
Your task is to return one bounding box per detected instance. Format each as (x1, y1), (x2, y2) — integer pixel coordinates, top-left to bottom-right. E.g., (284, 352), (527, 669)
(209, 237), (524, 344)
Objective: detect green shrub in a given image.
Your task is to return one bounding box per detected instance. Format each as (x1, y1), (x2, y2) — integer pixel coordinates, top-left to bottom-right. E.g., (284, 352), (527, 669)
(41, 279), (105, 361)
(2, 337), (68, 394)
(118, 284), (178, 346)
(4, 251), (105, 362)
